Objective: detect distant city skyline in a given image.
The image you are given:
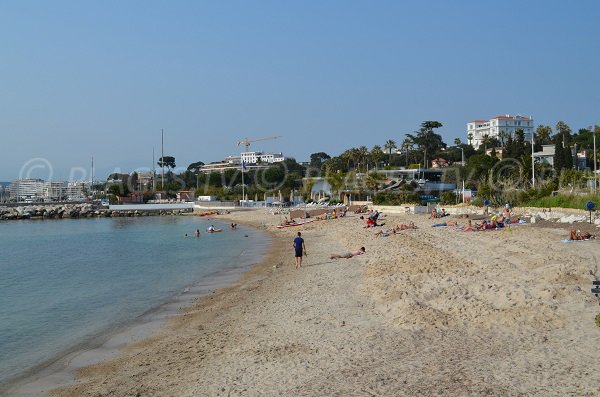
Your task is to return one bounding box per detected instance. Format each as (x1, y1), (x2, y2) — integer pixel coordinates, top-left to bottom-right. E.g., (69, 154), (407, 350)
(1, 0), (599, 181)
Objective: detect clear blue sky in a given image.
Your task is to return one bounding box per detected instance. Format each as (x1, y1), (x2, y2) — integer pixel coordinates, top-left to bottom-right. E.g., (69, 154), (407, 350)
(1, 0), (599, 181)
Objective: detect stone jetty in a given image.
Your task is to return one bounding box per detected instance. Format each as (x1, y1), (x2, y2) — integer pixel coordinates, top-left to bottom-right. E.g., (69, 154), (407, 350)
(0, 204), (192, 220)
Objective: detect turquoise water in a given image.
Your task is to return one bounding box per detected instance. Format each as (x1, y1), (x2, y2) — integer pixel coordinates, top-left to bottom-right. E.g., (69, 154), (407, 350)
(0, 216), (268, 387)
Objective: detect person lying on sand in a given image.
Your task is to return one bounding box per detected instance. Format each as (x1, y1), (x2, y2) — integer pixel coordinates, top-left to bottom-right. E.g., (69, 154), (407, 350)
(330, 247), (366, 259)
(393, 222), (418, 231)
(569, 229), (596, 240)
(432, 220), (458, 227)
(374, 230), (390, 238)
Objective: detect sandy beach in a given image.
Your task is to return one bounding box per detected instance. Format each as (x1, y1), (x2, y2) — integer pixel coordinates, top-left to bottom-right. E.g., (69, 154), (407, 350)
(40, 208), (600, 396)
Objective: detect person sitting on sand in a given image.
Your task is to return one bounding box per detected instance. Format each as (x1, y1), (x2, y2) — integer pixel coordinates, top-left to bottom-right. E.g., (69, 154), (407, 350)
(429, 209), (438, 219)
(462, 220), (474, 232)
(570, 229), (596, 240)
(365, 218), (376, 228)
(330, 247), (366, 259)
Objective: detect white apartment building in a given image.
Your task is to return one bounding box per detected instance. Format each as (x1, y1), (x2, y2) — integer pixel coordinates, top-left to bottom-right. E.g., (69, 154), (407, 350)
(240, 151), (285, 165)
(9, 179), (44, 201)
(9, 179), (88, 202)
(467, 115), (534, 149)
(66, 182), (88, 201)
(43, 181), (67, 201)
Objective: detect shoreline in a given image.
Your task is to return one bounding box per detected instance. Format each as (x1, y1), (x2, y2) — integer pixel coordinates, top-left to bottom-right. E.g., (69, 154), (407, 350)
(3, 219), (271, 397)
(8, 208), (600, 396)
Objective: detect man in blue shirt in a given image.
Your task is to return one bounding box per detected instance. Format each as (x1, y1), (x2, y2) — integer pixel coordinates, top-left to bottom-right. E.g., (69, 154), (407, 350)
(293, 231), (306, 270)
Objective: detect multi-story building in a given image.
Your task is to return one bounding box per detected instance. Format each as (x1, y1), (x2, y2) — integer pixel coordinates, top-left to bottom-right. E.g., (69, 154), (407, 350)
(240, 151), (285, 165)
(9, 179), (44, 202)
(66, 182), (88, 201)
(467, 115), (534, 149)
(9, 179), (89, 202)
(43, 181), (67, 201)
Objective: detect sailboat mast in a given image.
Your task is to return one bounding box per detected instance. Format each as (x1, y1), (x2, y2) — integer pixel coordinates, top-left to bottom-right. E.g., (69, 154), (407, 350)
(161, 129), (164, 196)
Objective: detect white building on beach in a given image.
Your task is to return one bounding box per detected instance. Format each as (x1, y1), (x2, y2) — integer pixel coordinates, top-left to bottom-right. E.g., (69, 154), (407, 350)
(467, 115), (534, 149)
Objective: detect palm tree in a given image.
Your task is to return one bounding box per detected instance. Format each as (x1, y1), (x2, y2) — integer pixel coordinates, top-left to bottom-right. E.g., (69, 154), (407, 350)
(453, 138), (462, 146)
(370, 145), (385, 170)
(358, 145), (370, 172)
(349, 148), (361, 171)
(384, 139), (397, 165)
(401, 137), (413, 166)
(482, 134), (492, 153)
(536, 125), (552, 145)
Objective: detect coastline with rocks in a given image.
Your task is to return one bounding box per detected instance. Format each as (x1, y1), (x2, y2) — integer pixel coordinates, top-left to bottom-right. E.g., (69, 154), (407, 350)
(0, 204), (193, 221)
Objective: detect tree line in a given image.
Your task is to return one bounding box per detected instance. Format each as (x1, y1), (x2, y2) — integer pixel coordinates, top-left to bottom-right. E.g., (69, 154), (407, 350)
(103, 119), (600, 204)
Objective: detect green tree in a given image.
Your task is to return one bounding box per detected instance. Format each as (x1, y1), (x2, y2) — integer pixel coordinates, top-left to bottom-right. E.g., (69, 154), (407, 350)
(536, 125), (552, 145)
(406, 121), (445, 167)
(158, 156), (176, 170)
(370, 145), (385, 169)
(383, 139), (397, 165)
(108, 183), (129, 197)
(401, 137), (414, 166)
(554, 139), (573, 172)
(555, 121), (572, 139)
(481, 134), (492, 153)
(466, 154), (499, 181)
(129, 172), (139, 191)
(358, 145), (370, 171)
(187, 161), (205, 173)
(309, 152), (331, 168)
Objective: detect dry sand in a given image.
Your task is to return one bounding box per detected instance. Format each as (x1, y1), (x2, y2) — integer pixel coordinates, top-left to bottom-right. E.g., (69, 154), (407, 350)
(45, 209), (600, 396)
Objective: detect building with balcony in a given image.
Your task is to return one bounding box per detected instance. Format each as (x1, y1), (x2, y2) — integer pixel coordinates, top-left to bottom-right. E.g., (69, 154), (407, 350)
(9, 179), (44, 202)
(467, 115), (534, 149)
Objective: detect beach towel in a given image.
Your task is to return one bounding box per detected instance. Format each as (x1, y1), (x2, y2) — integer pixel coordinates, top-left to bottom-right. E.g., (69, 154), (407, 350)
(561, 239), (593, 243)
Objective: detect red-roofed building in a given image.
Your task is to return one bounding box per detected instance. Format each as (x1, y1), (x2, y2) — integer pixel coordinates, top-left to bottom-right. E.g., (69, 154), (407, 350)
(467, 114), (534, 149)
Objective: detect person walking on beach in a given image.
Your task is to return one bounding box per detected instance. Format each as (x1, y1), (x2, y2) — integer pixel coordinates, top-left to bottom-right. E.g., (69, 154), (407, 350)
(293, 232), (306, 269)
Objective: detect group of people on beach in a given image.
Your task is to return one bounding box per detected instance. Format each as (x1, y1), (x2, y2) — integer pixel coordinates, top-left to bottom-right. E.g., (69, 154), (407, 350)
(428, 203), (526, 232)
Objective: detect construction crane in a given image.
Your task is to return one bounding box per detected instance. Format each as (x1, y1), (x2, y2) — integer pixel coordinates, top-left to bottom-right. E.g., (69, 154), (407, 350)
(237, 135), (281, 152)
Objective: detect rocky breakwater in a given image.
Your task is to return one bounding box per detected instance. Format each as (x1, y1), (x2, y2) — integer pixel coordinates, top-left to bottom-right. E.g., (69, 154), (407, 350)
(0, 204), (104, 220)
(0, 204), (192, 220)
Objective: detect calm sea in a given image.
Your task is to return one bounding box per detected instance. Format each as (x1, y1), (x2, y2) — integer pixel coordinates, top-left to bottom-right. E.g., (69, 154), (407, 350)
(0, 216), (268, 388)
